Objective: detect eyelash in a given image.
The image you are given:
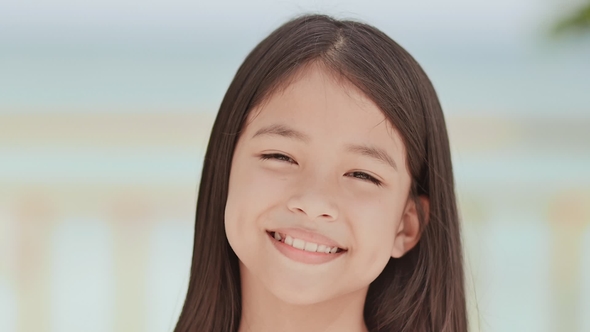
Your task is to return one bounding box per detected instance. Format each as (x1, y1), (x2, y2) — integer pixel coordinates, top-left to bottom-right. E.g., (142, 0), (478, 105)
(260, 153), (295, 164)
(259, 153), (383, 187)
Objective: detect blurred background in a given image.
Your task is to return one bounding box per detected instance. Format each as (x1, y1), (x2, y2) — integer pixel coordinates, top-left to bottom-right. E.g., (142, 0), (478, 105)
(1, 0), (589, 331)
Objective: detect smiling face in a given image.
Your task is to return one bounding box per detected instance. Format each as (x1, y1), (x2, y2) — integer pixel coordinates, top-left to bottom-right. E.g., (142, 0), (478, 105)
(224, 63), (423, 306)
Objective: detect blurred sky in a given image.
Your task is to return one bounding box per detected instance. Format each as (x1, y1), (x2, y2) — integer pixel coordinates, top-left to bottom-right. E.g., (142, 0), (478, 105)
(1, 0), (589, 115)
(0, 0), (559, 31)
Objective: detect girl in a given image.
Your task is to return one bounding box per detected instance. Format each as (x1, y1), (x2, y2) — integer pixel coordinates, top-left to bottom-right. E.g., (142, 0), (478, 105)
(174, 14), (467, 332)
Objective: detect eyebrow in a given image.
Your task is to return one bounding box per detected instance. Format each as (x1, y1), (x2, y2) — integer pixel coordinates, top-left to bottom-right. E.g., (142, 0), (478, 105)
(252, 123), (397, 171)
(345, 144), (398, 171)
(252, 124), (310, 143)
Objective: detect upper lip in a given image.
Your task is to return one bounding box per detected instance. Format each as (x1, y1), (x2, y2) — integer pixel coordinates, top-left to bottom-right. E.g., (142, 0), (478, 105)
(268, 227), (346, 249)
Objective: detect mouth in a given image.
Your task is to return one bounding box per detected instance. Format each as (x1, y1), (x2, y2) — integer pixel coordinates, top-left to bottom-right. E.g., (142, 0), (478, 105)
(266, 231), (347, 254)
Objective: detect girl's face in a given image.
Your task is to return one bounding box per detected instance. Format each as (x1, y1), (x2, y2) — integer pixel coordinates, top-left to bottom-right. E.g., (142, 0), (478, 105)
(225, 64), (422, 305)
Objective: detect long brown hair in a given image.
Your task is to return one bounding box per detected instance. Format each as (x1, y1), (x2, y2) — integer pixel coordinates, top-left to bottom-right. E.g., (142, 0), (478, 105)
(174, 14), (467, 332)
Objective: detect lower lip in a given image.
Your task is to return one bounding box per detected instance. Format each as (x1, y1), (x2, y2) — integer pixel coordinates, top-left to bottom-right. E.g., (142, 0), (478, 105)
(267, 231), (345, 265)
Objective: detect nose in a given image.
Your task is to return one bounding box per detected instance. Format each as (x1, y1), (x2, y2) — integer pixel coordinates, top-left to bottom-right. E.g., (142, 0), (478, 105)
(286, 176), (339, 222)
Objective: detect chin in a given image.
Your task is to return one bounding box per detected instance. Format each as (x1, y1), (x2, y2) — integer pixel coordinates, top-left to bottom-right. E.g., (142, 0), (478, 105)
(264, 268), (356, 305)
(267, 281), (336, 305)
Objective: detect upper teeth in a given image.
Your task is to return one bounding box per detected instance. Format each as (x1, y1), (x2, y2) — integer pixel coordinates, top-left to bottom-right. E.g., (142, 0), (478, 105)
(273, 232), (340, 254)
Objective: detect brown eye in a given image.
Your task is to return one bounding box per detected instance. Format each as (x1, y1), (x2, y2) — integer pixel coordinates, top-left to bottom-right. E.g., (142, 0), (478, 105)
(260, 153), (297, 164)
(347, 171), (382, 187)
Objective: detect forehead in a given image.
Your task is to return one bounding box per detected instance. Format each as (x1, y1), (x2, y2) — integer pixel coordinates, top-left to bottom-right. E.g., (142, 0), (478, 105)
(244, 65), (406, 157)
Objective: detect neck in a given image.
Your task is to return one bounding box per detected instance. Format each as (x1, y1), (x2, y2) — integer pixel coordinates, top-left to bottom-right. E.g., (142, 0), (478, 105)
(238, 264), (369, 332)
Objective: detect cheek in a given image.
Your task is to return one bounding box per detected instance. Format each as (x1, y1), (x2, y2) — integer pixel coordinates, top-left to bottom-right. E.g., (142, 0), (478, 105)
(348, 193), (403, 258)
(225, 159), (295, 265)
(224, 159), (291, 235)
(225, 160), (260, 260)
(344, 197), (402, 287)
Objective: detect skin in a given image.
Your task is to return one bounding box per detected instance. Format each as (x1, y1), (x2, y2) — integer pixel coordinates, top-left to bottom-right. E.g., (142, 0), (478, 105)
(225, 63), (426, 332)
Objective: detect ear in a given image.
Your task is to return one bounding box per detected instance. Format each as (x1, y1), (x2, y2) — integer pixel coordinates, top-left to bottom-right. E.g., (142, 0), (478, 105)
(391, 195), (429, 258)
